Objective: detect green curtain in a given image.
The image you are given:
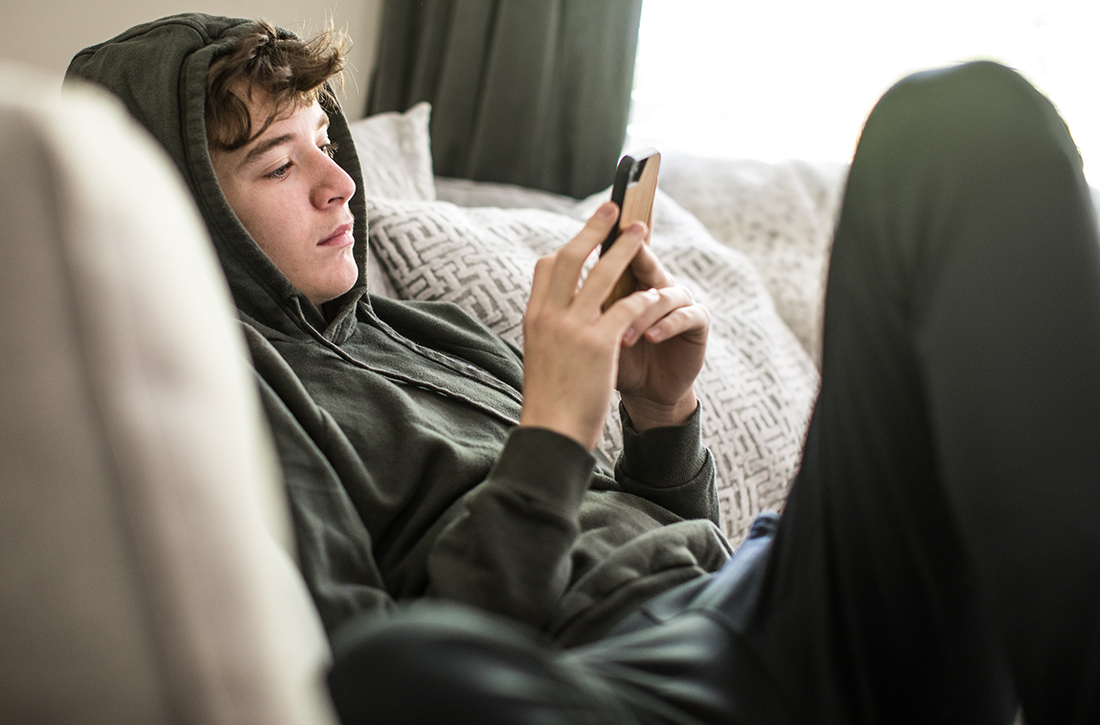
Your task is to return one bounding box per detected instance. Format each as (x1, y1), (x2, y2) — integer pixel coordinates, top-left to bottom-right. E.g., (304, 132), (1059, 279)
(366, 0), (644, 199)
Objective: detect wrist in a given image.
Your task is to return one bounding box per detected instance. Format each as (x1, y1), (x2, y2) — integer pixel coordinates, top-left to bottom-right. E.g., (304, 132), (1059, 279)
(620, 390), (698, 432)
(619, 400), (709, 491)
(518, 409), (603, 451)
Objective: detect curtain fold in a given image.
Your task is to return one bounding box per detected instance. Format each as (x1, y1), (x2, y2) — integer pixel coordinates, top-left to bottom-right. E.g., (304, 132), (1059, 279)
(367, 0), (644, 199)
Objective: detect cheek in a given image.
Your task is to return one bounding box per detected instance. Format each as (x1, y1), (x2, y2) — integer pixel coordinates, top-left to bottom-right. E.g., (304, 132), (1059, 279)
(231, 190), (298, 256)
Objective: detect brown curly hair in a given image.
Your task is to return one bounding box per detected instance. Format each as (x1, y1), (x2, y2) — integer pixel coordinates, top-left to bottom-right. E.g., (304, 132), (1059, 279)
(205, 20), (351, 152)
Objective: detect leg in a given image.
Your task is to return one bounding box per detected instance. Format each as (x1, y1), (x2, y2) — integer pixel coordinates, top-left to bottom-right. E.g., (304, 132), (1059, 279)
(327, 532), (787, 725)
(326, 603), (646, 725)
(744, 61), (1100, 724)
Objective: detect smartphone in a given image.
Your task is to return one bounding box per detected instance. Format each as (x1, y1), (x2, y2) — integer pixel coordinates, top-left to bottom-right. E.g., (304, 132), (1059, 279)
(600, 148), (660, 309)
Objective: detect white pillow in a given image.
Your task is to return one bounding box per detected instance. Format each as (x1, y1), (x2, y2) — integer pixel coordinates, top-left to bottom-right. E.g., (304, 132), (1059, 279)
(348, 102), (435, 202)
(367, 193), (819, 544)
(434, 176), (580, 216)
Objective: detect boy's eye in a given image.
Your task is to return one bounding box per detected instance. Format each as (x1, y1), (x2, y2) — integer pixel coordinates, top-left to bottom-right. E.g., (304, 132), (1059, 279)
(321, 142), (339, 159)
(267, 162), (292, 179)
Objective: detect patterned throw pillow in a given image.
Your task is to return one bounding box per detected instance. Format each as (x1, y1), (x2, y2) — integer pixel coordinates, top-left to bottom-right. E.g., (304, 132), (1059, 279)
(656, 153), (849, 368)
(366, 193), (819, 544)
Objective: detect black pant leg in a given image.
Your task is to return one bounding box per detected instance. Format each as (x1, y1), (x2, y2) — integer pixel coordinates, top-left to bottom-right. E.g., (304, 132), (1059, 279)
(327, 603), (652, 725)
(327, 528), (791, 725)
(743, 61), (1100, 725)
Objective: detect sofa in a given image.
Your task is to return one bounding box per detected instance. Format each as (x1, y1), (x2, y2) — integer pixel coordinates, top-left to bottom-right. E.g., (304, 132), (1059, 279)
(0, 63), (337, 725)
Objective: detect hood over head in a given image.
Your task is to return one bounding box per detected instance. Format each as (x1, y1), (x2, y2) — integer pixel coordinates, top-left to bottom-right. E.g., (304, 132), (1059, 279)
(66, 13), (370, 343)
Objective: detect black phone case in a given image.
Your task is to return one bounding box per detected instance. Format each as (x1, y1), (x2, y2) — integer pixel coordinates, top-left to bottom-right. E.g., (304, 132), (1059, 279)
(601, 147), (661, 253)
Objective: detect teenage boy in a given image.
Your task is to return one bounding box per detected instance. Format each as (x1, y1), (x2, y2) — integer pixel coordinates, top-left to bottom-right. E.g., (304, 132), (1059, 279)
(70, 14), (1100, 724)
(69, 12), (725, 650)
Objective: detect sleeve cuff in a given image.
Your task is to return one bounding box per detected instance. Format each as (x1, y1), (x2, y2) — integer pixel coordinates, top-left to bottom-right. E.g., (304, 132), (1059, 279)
(619, 401), (708, 487)
(488, 426), (597, 518)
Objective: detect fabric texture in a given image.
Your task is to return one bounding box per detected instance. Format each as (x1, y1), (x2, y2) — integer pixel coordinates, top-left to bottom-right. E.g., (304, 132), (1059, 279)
(67, 12), (732, 651)
(657, 156), (848, 367)
(366, 0), (644, 198)
(367, 193), (819, 542)
(1, 63), (335, 725)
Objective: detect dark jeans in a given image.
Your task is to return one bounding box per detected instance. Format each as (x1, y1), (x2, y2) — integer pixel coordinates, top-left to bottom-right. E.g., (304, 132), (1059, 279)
(327, 62), (1100, 725)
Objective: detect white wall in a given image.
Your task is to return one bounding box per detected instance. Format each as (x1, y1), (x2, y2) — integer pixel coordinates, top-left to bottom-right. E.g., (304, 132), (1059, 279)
(2, 0), (383, 120)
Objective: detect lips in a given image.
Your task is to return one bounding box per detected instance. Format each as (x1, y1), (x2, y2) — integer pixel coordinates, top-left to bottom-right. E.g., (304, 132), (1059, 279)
(319, 222), (354, 247)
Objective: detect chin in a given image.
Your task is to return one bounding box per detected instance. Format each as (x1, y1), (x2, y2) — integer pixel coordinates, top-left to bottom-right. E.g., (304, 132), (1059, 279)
(326, 271), (360, 302)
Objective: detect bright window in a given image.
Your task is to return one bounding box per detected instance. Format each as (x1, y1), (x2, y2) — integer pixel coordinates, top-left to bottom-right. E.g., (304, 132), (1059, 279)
(626, 0), (1100, 180)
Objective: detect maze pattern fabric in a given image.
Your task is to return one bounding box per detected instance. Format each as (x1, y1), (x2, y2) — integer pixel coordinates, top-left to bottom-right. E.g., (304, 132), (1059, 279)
(366, 194), (819, 544)
(655, 154), (849, 368)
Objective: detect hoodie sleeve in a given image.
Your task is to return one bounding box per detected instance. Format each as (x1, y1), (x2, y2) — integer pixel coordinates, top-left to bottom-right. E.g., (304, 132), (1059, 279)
(425, 408), (719, 633)
(426, 427), (596, 629)
(615, 402), (720, 525)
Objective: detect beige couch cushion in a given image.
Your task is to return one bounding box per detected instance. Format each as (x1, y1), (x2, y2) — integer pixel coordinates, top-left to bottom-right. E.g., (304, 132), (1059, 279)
(0, 64), (334, 725)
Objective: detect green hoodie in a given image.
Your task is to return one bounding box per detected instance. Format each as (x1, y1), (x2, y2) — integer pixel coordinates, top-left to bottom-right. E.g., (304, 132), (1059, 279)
(67, 13), (731, 647)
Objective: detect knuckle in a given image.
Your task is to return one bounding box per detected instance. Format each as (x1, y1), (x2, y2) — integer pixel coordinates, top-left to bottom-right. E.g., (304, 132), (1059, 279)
(663, 287), (693, 311)
(663, 284), (689, 302)
(524, 307), (551, 330)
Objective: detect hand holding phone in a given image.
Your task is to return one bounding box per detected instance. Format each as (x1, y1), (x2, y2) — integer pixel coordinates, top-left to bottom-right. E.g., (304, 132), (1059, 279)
(601, 148), (660, 309)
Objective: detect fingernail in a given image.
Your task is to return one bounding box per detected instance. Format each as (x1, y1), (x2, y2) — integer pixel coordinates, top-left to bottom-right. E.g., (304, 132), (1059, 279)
(598, 202), (617, 219)
(623, 327), (637, 344)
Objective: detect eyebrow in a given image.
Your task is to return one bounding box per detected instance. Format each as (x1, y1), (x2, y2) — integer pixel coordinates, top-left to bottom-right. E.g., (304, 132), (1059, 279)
(237, 111), (331, 172)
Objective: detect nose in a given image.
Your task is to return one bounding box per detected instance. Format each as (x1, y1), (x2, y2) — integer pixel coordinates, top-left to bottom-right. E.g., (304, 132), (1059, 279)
(312, 151), (356, 209)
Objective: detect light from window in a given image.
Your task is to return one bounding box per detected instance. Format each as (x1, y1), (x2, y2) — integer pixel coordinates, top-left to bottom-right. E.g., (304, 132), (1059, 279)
(627, 0), (1099, 180)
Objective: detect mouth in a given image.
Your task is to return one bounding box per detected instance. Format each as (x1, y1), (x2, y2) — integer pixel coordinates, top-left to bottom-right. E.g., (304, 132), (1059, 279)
(319, 222), (354, 248)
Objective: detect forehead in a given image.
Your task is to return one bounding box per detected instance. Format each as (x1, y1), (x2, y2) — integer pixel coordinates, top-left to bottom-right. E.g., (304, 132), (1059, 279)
(246, 95), (327, 138)
(215, 99), (328, 172)
(238, 99), (323, 158)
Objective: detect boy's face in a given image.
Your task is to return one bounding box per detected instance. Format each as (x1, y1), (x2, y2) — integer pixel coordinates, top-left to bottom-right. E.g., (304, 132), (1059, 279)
(211, 96), (358, 307)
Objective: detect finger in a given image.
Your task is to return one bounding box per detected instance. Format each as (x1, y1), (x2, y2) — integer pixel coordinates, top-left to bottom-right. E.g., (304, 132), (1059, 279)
(640, 303), (711, 346)
(543, 202), (620, 308)
(627, 241), (674, 290)
(527, 254), (555, 313)
(618, 285), (697, 345)
(573, 221), (647, 310)
(595, 285), (663, 339)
